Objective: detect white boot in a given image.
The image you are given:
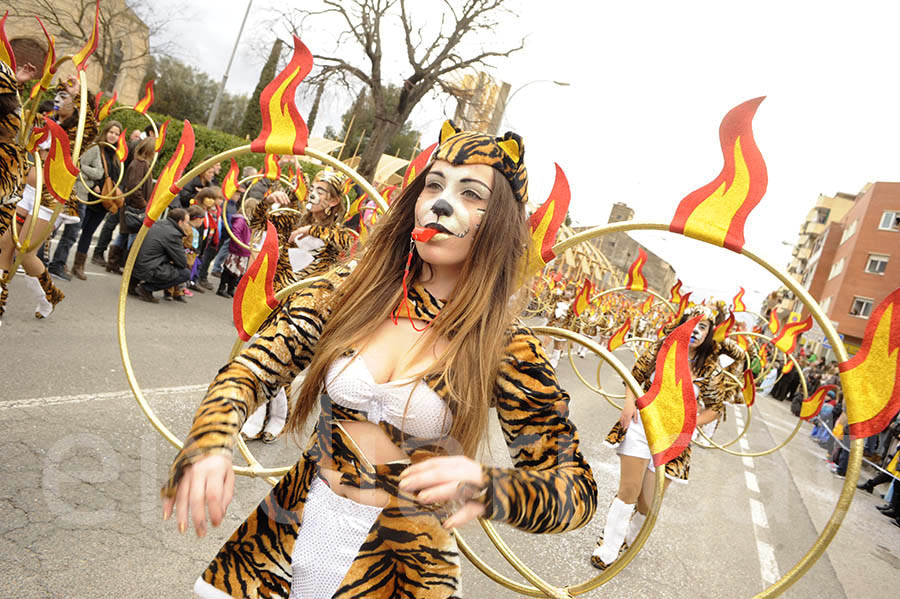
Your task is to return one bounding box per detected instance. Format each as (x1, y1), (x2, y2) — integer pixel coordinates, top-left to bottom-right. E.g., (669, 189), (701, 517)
(624, 510), (647, 548)
(24, 275), (53, 318)
(549, 349), (561, 368)
(591, 498), (635, 568)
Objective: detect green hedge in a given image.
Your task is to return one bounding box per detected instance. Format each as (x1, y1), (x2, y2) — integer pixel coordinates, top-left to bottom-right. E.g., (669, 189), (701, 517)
(107, 109), (322, 183)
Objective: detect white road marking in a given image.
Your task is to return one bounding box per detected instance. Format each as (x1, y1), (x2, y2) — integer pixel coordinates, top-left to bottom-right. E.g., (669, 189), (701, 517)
(739, 437), (751, 451)
(755, 539), (780, 586)
(744, 470), (760, 493)
(0, 384), (208, 410)
(742, 456), (755, 469)
(749, 497), (769, 528)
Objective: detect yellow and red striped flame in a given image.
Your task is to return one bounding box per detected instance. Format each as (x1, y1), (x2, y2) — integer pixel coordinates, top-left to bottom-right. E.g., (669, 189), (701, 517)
(0, 12), (15, 71)
(233, 222), (280, 341)
(97, 92), (117, 123)
(742, 370), (756, 407)
(800, 384), (837, 422)
(134, 80), (154, 114)
(381, 184), (397, 207)
(72, 0), (99, 73)
(669, 97), (768, 252)
(573, 278), (593, 316)
(346, 192), (367, 221)
(733, 286), (747, 312)
(674, 292), (692, 321)
(608, 318), (631, 352)
(29, 19), (56, 101)
(144, 121), (195, 227)
(625, 248), (648, 291)
(526, 164), (570, 277)
(261, 154), (280, 181)
(669, 279), (683, 305)
(154, 120), (169, 153)
(115, 130), (128, 163)
(839, 288), (900, 439)
(772, 315), (811, 354)
(734, 333), (750, 352)
(36, 117), (79, 203)
(768, 310), (780, 335)
(637, 315), (700, 466)
(712, 312), (735, 343)
(640, 295), (653, 314)
(250, 36), (312, 156)
(221, 158), (239, 200)
(403, 142), (438, 188)
(294, 168), (309, 204)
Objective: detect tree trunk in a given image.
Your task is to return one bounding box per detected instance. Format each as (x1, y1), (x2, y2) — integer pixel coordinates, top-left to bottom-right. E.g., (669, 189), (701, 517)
(306, 82), (326, 133)
(357, 116), (405, 181)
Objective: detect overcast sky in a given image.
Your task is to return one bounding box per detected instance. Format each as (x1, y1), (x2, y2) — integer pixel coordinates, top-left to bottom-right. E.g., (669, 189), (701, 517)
(149, 0), (900, 312)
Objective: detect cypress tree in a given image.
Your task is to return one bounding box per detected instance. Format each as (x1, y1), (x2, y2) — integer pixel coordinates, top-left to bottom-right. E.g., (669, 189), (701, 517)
(240, 38), (283, 138)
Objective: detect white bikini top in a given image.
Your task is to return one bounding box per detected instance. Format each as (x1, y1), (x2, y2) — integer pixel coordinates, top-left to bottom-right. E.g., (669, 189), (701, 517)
(325, 354), (452, 439)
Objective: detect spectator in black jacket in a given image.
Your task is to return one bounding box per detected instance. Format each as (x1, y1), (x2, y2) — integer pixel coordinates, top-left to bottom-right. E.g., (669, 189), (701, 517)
(175, 157), (218, 209)
(133, 208), (190, 303)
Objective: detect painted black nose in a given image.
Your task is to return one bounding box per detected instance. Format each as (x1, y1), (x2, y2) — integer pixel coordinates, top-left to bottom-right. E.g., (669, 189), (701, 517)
(431, 199), (454, 217)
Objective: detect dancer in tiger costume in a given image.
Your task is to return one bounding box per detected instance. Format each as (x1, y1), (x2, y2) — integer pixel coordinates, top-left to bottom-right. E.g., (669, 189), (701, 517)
(241, 164), (358, 443)
(591, 304), (756, 570)
(162, 120), (597, 599)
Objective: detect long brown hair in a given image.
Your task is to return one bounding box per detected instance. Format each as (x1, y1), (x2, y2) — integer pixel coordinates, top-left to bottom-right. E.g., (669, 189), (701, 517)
(288, 166), (529, 456)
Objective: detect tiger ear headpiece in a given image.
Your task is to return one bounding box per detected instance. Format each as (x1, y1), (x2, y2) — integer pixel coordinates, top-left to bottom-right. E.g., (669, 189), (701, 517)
(313, 167), (351, 210)
(430, 119), (528, 204)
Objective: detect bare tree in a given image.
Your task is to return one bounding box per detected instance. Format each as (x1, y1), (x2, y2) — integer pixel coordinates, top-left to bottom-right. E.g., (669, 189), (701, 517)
(273, 0), (524, 180)
(7, 0), (173, 93)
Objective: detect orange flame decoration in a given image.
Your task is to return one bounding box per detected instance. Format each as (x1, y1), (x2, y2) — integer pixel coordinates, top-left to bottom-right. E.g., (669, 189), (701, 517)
(294, 168), (308, 203)
(250, 36), (312, 156)
(800, 384), (837, 422)
(29, 19), (56, 101)
(0, 12), (15, 71)
(669, 279), (683, 305)
(742, 370), (756, 407)
(637, 316), (700, 466)
(144, 121), (194, 227)
(115, 130), (128, 163)
(625, 248), (648, 291)
(772, 315), (811, 354)
(261, 154), (280, 181)
(768, 310), (780, 335)
(712, 312), (735, 343)
(573, 278), (593, 316)
(133, 80), (154, 114)
(97, 92), (117, 123)
(221, 158), (239, 200)
(403, 143), (438, 188)
(35, 117), (80, 203)
(839, 287), (900, 439)
(608, 318), (631, 352)
(72, 0), (99, 73)
(734, 333), (749, 352)
(669, 98), (768, 252)
(733, 287), (747, 312)
(782, 360), (795, 374)
(526, 164), (571, 276)
(640, 295), (653, 314)
(381, 185), (397, 206)
(674, 292), (692, 321)
(233, 222), (280, 341)
(346, 192), (367, 221)
(154, 120), (169, 153)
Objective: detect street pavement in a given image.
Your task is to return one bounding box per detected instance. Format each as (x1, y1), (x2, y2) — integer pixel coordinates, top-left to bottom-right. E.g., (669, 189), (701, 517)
(1, 259), (898, 598)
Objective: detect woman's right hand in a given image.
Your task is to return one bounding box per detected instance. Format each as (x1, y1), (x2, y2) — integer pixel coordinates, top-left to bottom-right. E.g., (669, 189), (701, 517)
(162, 453), (234, 538)
(266, 191), (291, 207)
(618, 399), (638, 430)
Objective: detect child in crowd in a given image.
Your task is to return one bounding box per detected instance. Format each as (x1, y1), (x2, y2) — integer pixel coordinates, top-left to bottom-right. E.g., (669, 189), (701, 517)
(216, 198), (256, 298)
(183, 205), (207, 296)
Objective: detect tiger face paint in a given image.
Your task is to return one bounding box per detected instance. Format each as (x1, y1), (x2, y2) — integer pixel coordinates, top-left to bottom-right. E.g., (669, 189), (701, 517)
(414, 159), (493, 268)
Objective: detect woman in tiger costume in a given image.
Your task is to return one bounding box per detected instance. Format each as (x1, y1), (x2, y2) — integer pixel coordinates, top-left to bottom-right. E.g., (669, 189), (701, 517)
(240, 164), (358, 443)
(591, 304), (756, 570)
(162, 120), (597, 599)
(0, 72), (94, 325)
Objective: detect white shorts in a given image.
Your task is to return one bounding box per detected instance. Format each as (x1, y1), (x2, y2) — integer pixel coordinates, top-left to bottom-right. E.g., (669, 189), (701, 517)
(16, 185), (80, 225)
(607, 413), (690, 485)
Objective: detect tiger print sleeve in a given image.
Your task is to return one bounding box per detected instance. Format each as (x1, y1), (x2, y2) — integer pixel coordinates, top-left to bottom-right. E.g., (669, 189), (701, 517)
(481, 326), (597, 534)
(307, 225), (356, 251)
(160, 267), (349, 498)
(632, 340), (664, 389)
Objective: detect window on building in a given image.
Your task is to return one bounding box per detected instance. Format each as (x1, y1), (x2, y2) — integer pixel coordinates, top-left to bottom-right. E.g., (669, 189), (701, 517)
(865, 253), (889, 274)
(816, 207), (829, 224)
(828, 257), (845, 280)
(840, 219), (858, 244)
(879, 211), (900, 231)
(849, 297), (873, 318)
(820, 296), (832, 314)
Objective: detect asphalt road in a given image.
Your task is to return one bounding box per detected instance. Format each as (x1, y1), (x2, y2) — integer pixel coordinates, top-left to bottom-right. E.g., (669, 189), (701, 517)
(1, 259), (898, 598)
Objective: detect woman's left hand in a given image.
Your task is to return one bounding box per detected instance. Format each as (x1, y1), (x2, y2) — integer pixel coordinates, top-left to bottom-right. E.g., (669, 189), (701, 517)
(399, 456), (487, 529)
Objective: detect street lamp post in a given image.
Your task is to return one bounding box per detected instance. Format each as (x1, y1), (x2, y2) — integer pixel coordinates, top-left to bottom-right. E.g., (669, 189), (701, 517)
(207, 0), (253, 129)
